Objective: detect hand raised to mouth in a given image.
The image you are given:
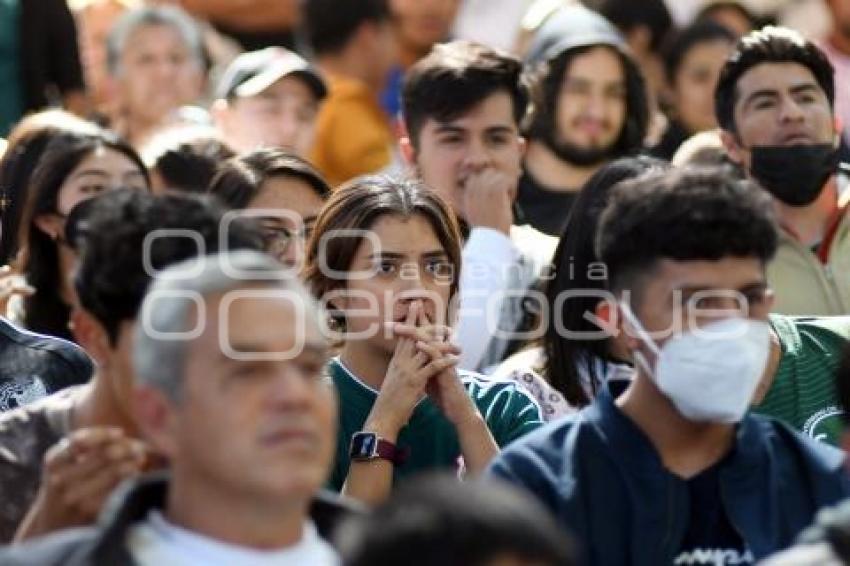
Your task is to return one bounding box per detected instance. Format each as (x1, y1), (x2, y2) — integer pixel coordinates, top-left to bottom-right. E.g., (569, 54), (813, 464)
(367, 301), (461, 436)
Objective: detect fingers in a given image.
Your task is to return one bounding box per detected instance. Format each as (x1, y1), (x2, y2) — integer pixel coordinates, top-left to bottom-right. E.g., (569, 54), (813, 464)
(62, 460), (142, 518)
(415, 340), (460, 358)
(45, 428), (125, 470)
(48, 439), (144, 487)
(390, 322), (451, 343)
(418, 353), (460, 379)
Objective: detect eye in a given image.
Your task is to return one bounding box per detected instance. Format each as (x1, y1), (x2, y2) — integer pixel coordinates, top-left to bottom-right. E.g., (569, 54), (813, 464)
(231, 362), (267, 379)
(298, 359), (325, 380)
(437, 135), (463, 145)
(297, 107), (317, 123)
(744, 289), (768, 306)
(80, 183), (108, 195)
(375, 260), (397, 275)
(425, 259), (453, 278)
(753, 98), (775, 110)
(486, 133), (511, 147)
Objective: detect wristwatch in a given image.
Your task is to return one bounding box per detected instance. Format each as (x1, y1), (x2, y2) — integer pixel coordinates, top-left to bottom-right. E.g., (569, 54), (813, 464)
(349, 432), (409, 466)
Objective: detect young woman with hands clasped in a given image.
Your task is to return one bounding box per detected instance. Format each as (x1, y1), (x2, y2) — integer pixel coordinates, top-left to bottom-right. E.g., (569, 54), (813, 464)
(304, 175), (543, 505)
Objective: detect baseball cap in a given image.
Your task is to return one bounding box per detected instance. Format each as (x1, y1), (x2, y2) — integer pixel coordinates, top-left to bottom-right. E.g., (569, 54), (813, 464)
(216, 47), (328, 101)
(525, 4), (626, 67)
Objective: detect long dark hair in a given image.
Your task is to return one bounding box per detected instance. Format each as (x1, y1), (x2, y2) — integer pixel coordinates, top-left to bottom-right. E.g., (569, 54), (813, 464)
(525, 44), (649, 156)
(543, 156), (665, 406)
(17, 131), (149, 339)
(0, 111), (101, 265)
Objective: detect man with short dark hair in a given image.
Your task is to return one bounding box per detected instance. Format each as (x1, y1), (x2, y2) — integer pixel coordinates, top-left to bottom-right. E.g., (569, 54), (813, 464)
(520, 4), (649, 236)
(401, 39), (557, 371)
(716, 26), (850, 316)
(0, 251), (349, 565)
(0, 190), (263, 542)
(304, 0), (398, 187)
(488, 167), (850, 564)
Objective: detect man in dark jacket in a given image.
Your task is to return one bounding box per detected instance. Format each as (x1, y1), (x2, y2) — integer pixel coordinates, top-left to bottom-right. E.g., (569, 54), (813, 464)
(488, 167), (850, 564)
(0, 251), (355, 564)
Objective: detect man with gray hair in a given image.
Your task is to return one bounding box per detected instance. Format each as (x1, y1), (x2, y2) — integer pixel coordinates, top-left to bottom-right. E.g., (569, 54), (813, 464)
(0, 251), (349, 565)
(0, 189), (264, 543)
(105, 5), (207, 148)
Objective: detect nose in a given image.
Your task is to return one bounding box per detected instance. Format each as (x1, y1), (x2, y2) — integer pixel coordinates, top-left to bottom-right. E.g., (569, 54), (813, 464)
(779, 95), (805, 124)
(280, 235), (305, 269)
(267, 363), (314, 409)
(585, 90), (608, 121)
(276, 108), (300, 146)
(461, 138), (491, 173)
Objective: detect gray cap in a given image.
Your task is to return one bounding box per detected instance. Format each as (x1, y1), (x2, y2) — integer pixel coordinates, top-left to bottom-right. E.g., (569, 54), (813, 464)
(216, 47), (327, 101)
(525, 4), (625, 67)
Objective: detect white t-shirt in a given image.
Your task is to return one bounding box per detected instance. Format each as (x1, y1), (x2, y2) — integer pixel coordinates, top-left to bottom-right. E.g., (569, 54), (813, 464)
(126, 510), (340, 566)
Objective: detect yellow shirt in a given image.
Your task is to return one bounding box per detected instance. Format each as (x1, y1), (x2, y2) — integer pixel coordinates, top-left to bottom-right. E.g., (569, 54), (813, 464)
(309, 73), (393, 188)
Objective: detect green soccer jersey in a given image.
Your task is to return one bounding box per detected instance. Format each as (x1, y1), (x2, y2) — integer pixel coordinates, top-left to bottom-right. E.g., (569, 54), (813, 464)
(327, 357), (544, 490)
(752, 315), (850, 446)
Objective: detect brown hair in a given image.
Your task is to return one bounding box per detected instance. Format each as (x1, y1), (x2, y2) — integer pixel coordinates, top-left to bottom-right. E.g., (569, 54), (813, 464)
(303, 175), (462, 319)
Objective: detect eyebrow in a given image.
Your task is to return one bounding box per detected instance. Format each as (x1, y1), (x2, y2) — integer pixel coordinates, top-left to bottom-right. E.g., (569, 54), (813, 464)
(483, 125), (516, 135)
(742, 82), (822, 107)
(70, 170), (110, 181)
(675, 282), (767, 298)
(367, 250), (448, 260)
(220, 341), (329, 359)
(433, 124), (466, 135)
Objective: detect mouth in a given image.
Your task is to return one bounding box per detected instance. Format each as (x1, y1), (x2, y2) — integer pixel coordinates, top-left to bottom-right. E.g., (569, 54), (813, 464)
(779, 132), (815, 144)
(260, 429), (316, 449)
(573, 120), (610, 138)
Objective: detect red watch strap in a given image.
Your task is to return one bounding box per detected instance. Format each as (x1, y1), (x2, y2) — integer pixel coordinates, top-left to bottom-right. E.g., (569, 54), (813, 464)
(375, 438), (410, 466)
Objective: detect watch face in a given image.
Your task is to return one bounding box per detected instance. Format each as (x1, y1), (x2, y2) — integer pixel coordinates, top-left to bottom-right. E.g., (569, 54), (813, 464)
(350, 432), (378, 459)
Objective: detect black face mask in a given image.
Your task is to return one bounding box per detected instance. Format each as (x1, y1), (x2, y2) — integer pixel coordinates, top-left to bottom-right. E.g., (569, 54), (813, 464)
(750, 144), (839, 207)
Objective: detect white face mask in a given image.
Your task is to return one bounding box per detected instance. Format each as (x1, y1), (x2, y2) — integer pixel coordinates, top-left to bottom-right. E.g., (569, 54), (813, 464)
(620, 304), (771, 423)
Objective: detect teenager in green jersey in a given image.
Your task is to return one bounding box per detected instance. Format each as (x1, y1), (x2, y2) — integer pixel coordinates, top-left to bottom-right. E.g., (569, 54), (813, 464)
(752, 315), (850, 446)
(303, 175), (543, 505)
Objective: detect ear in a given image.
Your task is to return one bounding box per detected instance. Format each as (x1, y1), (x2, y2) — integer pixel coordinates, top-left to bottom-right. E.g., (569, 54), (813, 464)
(517, 135), (528, 159)
(352, 19), (380, 52)
(211, 98), (231, 132)
(626, 25), (653, 55)
(71, 308), (112, 366)
(132, 386), (180, 459)
(720, 129), (746, 166)
(596, 299), (641, 352)
(592, 299), (621, 339)
(34, 213), (63, 241)
(400, 136), (416, 165)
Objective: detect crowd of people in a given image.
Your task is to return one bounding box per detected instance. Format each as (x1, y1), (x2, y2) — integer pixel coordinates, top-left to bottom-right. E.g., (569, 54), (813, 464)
(0, 0), (849, 564)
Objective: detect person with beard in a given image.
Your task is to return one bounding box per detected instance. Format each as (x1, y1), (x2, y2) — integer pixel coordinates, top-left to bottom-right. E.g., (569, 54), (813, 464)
(717, 26), (850, 316)
(519, 4), (649, 236)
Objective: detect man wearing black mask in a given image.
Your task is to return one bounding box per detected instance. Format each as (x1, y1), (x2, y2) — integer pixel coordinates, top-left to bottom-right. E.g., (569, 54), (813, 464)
(717, 26), (850, 315)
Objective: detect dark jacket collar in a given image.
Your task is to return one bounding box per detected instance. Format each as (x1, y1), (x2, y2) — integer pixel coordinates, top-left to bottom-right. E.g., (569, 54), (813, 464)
(85, 472), (361, 563)
(586, 380), (770, 480)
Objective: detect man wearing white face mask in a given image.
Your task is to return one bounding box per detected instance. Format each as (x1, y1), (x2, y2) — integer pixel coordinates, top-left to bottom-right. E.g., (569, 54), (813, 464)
(487, 167), (850, 566)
